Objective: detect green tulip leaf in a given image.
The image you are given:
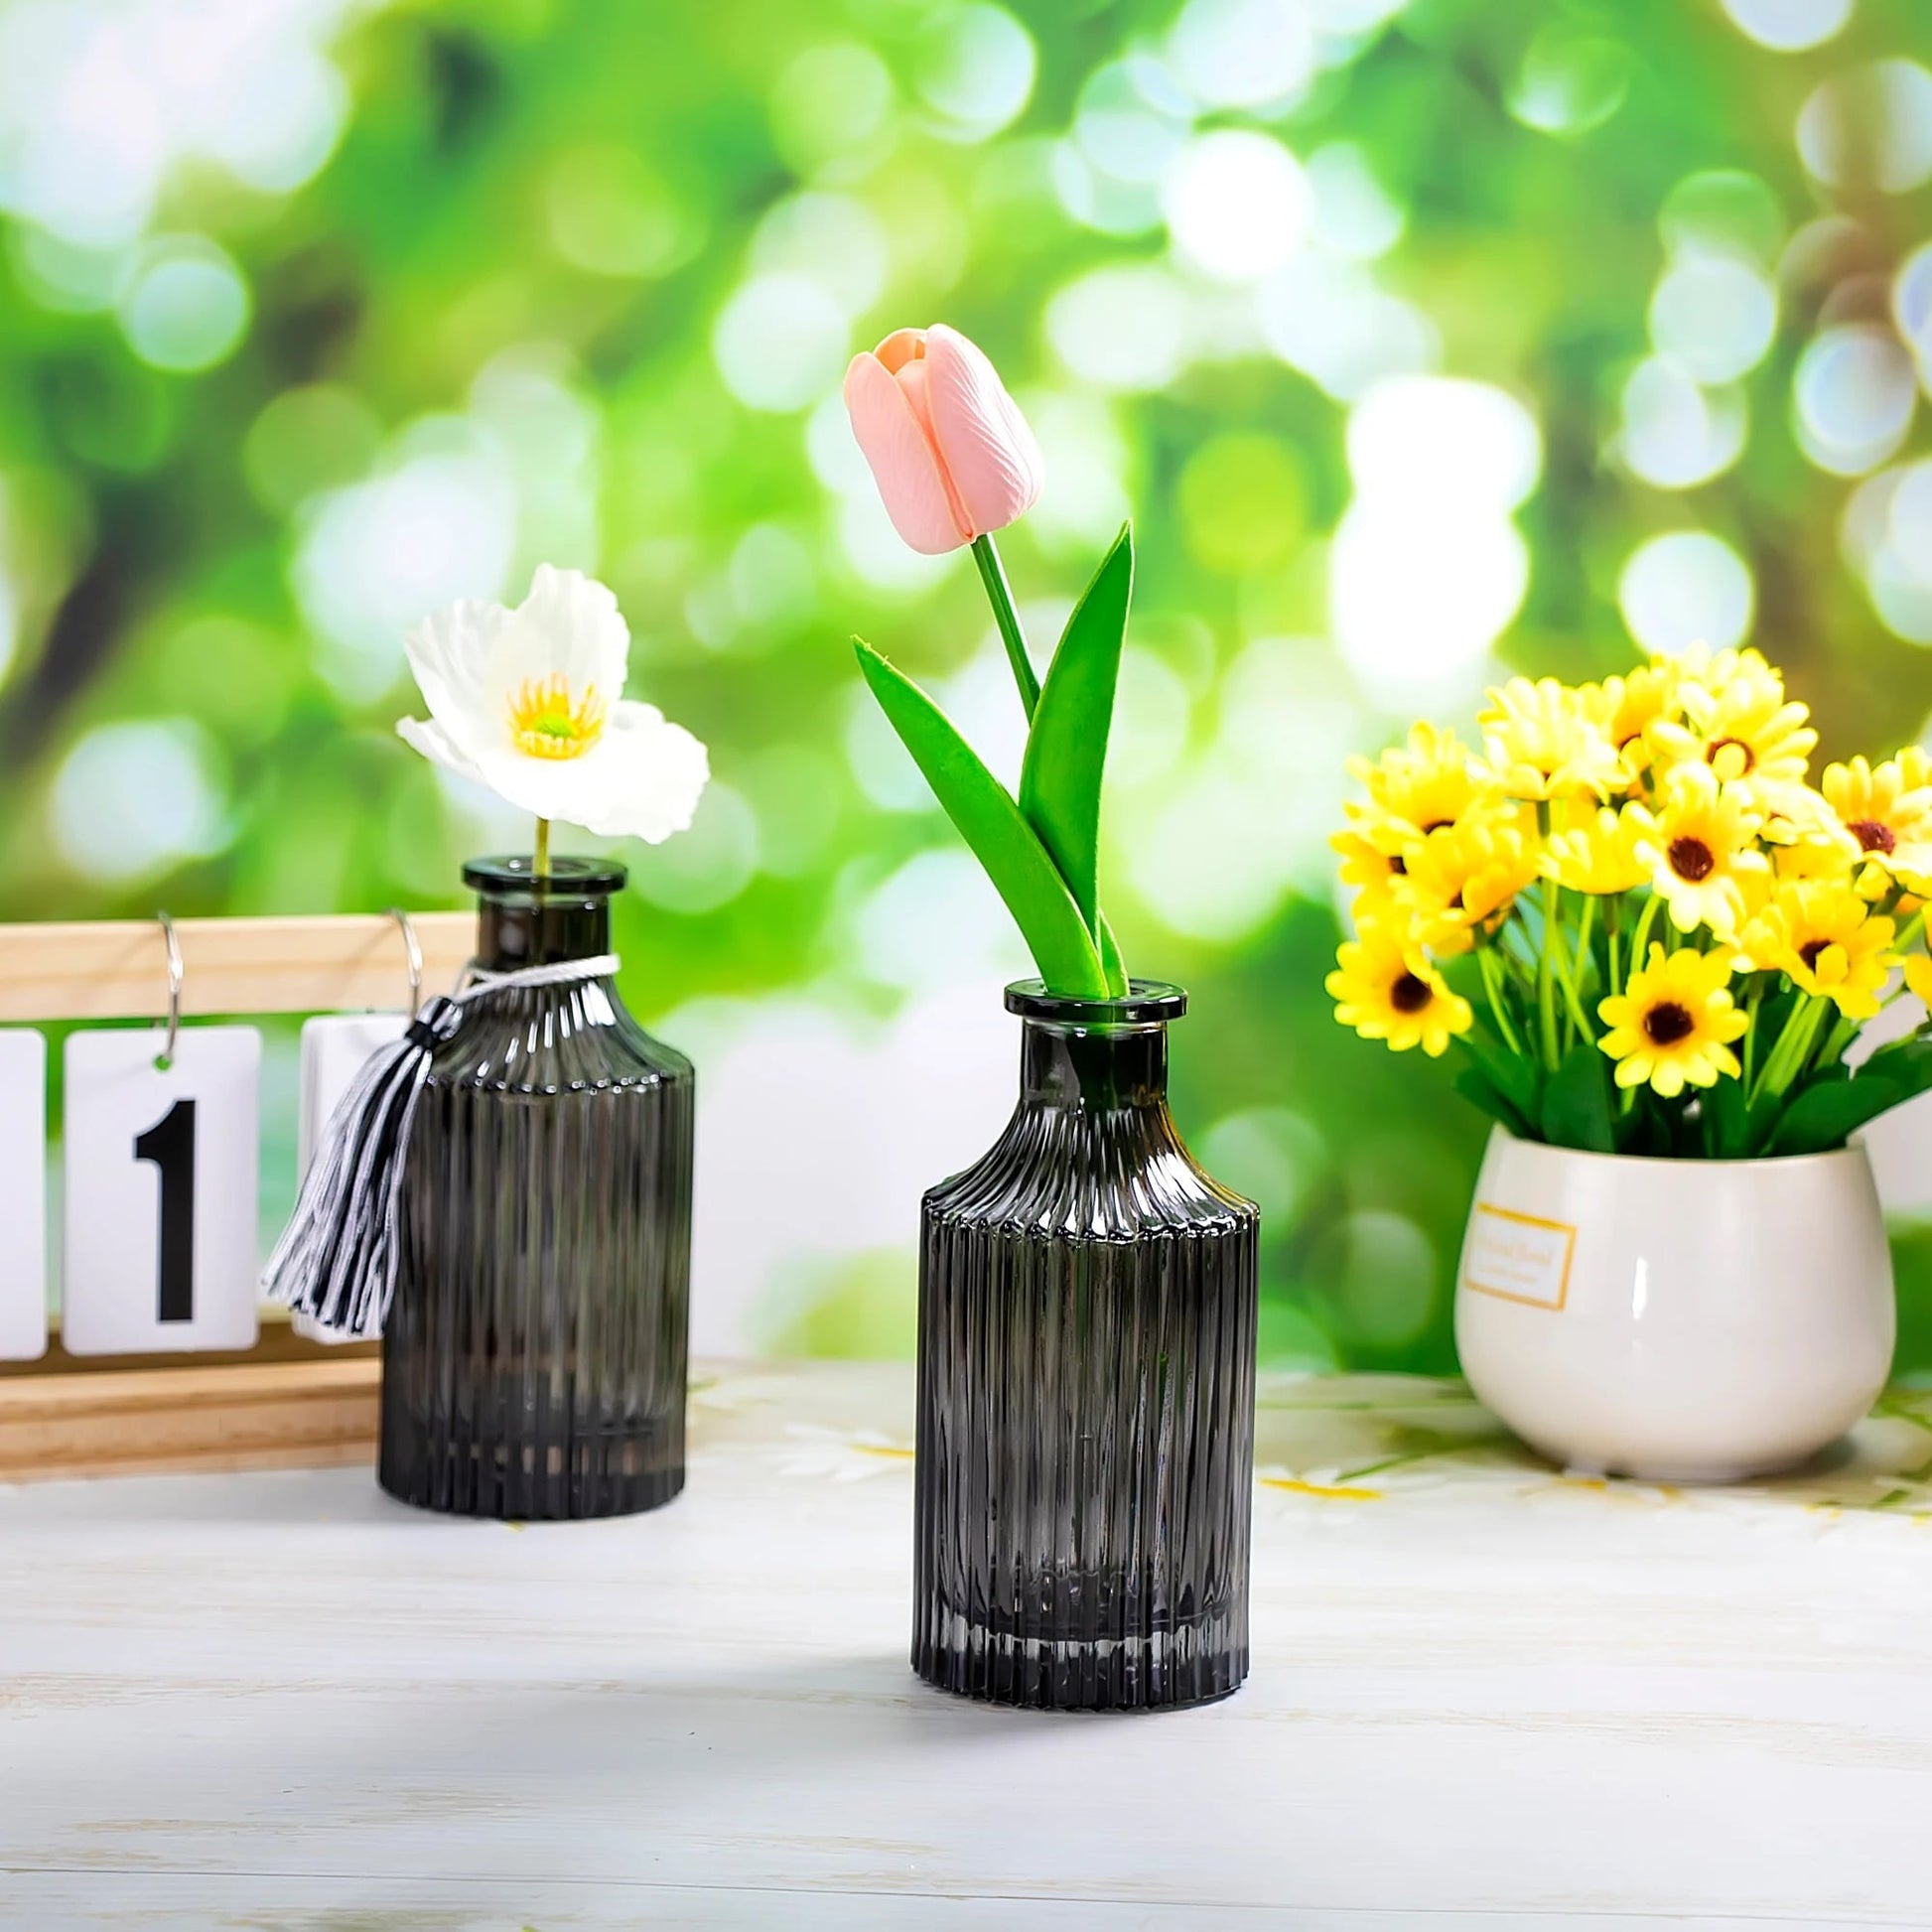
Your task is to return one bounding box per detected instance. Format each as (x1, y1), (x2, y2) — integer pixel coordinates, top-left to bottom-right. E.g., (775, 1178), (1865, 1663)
(855, 639), (1110, 999)
(1097, 909), (1129, 999)
(1019, 522), (1132, 946)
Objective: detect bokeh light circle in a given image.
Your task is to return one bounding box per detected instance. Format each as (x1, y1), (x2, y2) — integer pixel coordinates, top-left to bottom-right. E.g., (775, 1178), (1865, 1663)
(1649, 256), (1777, 383)
(1659, 170), (1786, 267)
(51, 719), (228, 885)
(1894, 242), (1932, 373)
(1798, 61), (1932, 195)
(911, 4), (1035, 142)
(1618, 531), (1754, 654)
(117, 236), (249, 372)
(1793, 325), (1917, 475)
(1045, 265), (1191, 391)
(1719, 0), (1853, 52)
(1164, 130), (1311, 283)
(713, 273), (849, 412)
(1333, 505), (1530, 686)
(768, 43), (896, 175)
(1619, 359), (1747, 490)
(1167, 0), (1316, 111)
(1347, 377), (1542, 512)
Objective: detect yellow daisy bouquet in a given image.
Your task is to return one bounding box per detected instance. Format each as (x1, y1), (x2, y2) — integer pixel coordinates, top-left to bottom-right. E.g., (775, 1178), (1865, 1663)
(1328, 648), (1932, 1160)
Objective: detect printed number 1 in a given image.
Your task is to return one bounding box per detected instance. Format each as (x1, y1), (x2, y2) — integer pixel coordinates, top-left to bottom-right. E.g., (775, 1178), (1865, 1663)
(134, 1099), (197, 1323)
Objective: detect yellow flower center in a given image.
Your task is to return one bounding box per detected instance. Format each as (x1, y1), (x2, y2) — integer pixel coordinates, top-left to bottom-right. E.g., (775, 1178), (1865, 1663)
(505, 674), (606, 760)
(1643, 1000), (1695, 1046)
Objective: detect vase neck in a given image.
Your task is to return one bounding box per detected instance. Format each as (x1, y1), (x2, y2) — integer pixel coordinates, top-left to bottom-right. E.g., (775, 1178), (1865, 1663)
(464, 855), (623, 972)
(1019, 1018), (1170, 1111)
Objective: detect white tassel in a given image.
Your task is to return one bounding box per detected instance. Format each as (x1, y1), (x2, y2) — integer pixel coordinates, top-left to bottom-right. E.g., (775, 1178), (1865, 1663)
(263, 953), (621, 1337)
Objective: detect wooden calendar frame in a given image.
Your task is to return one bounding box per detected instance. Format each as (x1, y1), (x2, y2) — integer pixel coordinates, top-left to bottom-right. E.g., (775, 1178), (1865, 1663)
(0, 910), (473, 1482)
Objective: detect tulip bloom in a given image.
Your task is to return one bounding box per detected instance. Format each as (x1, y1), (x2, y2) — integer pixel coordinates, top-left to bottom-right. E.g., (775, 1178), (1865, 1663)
(843, 325), (1043, 556)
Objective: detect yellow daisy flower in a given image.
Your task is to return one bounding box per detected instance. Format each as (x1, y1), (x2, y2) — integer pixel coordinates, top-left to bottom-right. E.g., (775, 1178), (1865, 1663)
(1598, 660), (1684, 775)
(1652, 647), (1816, 800)
(1344, 723), (1493, 841)
(1905, 953), (1932, 1010)
(1630, 759), (1769, 938)
(1394, 819), (1539, 954)
(1731, 881), (1896, 1019)
(1541, 803), (1650, 895)
(1330, 825), (1409, 920)
(1326, 929), (1472, 1057)
(1478, 676), (1629, 802)
(1820, 756), (1932, 882)
(1597, 944), (1747, 1097)
(1763, 782), (1860, 882)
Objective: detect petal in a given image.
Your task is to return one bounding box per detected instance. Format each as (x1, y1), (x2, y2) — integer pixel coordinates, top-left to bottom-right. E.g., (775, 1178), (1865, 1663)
(485, 566), (630, 731)
(404, 598), (510, 766)
(472, 701), (710, 842)
(397, 714), (490, 788)
(579, 703), (711, 843)
(873, 328), (927, 376)
(842, 352), (968, 555)
(922, 324), (1043, 538)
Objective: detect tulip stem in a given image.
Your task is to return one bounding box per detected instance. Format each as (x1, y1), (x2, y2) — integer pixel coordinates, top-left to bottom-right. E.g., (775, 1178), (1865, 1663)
(533, 816), (550, 884)
(972, 533), (1039, 720)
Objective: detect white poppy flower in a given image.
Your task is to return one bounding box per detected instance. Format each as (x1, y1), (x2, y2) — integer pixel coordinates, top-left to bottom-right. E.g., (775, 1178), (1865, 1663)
(397, 565), (708, 842)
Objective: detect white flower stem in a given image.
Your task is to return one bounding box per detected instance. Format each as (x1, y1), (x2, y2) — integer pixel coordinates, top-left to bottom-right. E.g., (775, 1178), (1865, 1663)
(533, 816), (550, 883)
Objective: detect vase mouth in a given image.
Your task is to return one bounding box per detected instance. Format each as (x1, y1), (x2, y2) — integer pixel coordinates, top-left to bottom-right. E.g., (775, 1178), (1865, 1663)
(464, 855), (627, 898)
(1485, 1122), (1875, 1173)
(1005, 978), (1186, 1027)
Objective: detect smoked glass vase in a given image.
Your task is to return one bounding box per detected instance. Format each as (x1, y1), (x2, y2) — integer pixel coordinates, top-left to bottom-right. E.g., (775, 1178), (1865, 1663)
(379, 857), (695, 1520)
(913, 980), (1260, 1711)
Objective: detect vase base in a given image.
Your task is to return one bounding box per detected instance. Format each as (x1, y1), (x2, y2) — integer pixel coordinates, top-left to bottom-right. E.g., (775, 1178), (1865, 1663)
(1537, 1443), (1837, 1486)
(912, 1610), (1247, 1713)
(378, 1449), (686, 1520)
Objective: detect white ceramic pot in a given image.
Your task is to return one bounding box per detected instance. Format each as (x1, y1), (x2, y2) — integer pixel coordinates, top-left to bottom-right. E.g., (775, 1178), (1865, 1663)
(1453, 1126), (1895, 1482)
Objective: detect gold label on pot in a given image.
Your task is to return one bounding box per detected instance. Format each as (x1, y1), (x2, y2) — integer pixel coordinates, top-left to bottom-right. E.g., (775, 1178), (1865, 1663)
(1462, 1204), (1575, 1311)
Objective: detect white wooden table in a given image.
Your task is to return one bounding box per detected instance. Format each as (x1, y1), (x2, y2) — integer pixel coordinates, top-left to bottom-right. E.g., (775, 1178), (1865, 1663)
(5, 1362), (1932, 1930)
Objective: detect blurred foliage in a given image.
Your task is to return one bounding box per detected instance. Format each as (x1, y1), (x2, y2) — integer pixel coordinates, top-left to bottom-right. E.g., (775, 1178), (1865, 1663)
(1, 0), (1930, 1369)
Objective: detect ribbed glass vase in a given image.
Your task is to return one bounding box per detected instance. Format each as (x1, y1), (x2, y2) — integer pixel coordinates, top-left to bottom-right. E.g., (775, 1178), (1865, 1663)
(913, 980), (1259, 1711)
(379, 857), (695, 1520)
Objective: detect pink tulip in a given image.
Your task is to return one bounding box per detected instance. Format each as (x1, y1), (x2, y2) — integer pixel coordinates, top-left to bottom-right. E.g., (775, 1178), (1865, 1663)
(843, 325), (1044, 556)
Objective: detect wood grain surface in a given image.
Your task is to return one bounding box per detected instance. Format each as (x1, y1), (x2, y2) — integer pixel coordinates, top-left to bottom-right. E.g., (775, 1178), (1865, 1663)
(0, 911), (473, 1022)
(3, 1363), (1931, 1929)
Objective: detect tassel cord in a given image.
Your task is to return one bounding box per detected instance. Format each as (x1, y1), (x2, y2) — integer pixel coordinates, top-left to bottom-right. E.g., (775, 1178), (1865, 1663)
(261, 953), (621, 1336)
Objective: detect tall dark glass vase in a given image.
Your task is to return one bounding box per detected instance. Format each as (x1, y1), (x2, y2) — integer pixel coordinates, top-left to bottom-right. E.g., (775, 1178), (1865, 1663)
(379, 856), (694, 1520)
(913, 980), (1259, 1711)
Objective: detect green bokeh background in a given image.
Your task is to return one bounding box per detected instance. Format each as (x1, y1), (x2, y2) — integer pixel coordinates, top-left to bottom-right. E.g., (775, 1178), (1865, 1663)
(3, 0), (1931, 1368)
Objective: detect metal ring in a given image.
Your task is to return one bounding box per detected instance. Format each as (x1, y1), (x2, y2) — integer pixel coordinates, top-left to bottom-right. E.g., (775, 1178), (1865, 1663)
(157, 910), (183, 1065)
(388, 907), (423, 1012)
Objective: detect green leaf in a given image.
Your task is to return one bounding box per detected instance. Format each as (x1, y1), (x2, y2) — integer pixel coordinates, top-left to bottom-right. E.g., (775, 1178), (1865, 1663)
(1452, 1066), (1535, 1140)
(1097, 909), (1129, 999)
(1018, 523), (1132, 940)
(1540, 1039), (1615, 1153)
(855, 640), (1110, 999)
(1700, 1070), (1756, 1160)
(1860, 1034), (1932, 1104)
(1457, 1033), (1542, 1127)
(1766, 1073), (1904, 1157)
